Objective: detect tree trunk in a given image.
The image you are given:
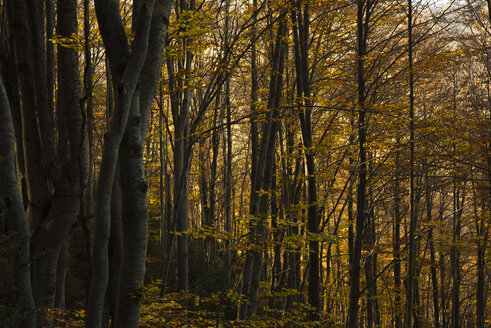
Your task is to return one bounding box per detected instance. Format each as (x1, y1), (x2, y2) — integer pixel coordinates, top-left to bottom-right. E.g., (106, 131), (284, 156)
(290, 1), (320, 317)
(239, 19), (287, 319)
(113, 89), (148, 327)
(347, 1), (370, 327)
(405, 0), (419, 326)
(0, 71), (36, 327)
(365, 194), (380, 328)
(451, 186), (464, 328)
(224, 75), (233, 286)
(475, 191), (487, 328)
(54, 241), (68, 326)
(393, 141), (402, 328)
(86, 0), (166, 325)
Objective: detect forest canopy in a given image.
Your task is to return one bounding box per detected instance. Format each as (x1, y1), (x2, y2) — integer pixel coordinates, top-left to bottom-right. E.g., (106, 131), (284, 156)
(0, 0), (489, 327)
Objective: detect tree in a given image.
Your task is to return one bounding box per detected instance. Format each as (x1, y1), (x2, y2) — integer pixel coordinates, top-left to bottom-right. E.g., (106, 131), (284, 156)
(239, 15), (288, 319)
(290, 0), (321, 318)
(86, 0), (173, 326)
(347, 0), (371, 326)
(0, 71), (36, 327)
(4, 0), (87, 325)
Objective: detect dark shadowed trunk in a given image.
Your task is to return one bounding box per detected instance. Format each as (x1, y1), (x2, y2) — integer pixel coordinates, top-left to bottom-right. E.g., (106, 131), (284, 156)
(0, 71), (36, 328)
(290, 0), (320, 317)
(239, 19), (287, 319)
(87, 0), (172, 326)
(347, 1), (370, 326)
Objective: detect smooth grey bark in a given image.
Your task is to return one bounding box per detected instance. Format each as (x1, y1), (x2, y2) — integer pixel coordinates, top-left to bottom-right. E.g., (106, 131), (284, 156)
(278, 77), (302, 311)
(364, 189), (380, 328)
(104, 176), (123, 325)
(158, 79), (171, 258)
(405, 1), (418, 326)
(449, 67), (464, 328)
(88, 0), (172, 325)
(7, 0), (51, 236)
(0, 71), (36, 328)
(347, 117), (355, 324)
(25, 0), (57, 174)
(482, 8), (491, 328)
(54, 241), (68, 326)
(476, 6), (491, 328)
(81, 1), (95, 302)
(82, 0), (95, 238)
(174, 109), (191, 292)
(474, 182), (488, 328)
(198, 97), (220, 261)
(393, 143), (402, 328)
(198, 95), (220, 262)
(7, 0), (86, 326)
(239, 0), (260, 310)
(239, 0), (259, 315)
(239, 19), (287, 319)
(167, 0), (194, 290)
(451, 185), (465, 328)
(347, 1), (370, 327)
(208, 93), (220, 262)
(1, 22), (27, 210)
(223, 0), (233, 282)
(224, 77), (233, 286)
(157, 97), (172, 295)
(114, 1), (172, 325)
(250, 0), (259, 196)
(269, 165), (282, 309)
(425, 175), (440, 328)
(168, 47), (192, 290)
(46, 0), (55, 126)
(86, 0), (158, 326)
(139, 0), (173, 138)
(113, 90), (148, 327)
(32, 0), (86, 323)
(438, 206), (447, 328)
(290, 1), (320, 317)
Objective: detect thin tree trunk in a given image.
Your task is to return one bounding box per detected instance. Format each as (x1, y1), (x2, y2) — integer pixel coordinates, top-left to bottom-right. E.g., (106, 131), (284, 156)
(54, 241), (68, 326)
(290, 0), (320, 317)
(439, 206), (447, 328)
(425, 173), (440, 328)
(405, 0), (417, 326)
(172, 72), (191, 292)
(209, 100), (220, 262)
(347, 1), (370, 326)
(46, 0), (55, 125)
(365, 189), (380, 328)
(474, 183), (487, 328)
(82, 0), (94, 283)
(393, 140), (402, 328)
(224, 73), (233, 287)
(239, 0), (259, 315)
(239, 19), (287, 319)
(159, 77), (166, 256)
(167, 0), (195, 293)
(104, 177), (123, 324)
(450, 185), (463, 328)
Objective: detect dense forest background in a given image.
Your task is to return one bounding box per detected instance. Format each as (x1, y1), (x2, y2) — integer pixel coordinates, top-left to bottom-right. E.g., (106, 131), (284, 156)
(0, 0), (489, 327)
